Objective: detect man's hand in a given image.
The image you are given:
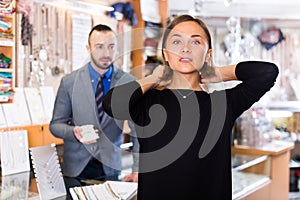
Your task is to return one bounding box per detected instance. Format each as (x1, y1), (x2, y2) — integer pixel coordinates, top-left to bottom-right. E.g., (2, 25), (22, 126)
(74, 126), (99, 144)
(123, 172), (138, 182)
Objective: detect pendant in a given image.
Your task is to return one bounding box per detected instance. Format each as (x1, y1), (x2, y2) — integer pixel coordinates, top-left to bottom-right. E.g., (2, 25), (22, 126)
(183, 96), (187, 99)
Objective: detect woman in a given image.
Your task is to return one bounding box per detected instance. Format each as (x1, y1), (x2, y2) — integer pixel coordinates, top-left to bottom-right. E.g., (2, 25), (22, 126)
(103, 15), (278, 200)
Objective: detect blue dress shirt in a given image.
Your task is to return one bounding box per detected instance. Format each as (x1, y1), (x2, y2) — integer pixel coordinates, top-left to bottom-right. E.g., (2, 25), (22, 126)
(88, 63), (113, 95)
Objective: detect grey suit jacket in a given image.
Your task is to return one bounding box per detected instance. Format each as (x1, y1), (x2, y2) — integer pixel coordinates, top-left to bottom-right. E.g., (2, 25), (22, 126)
(50, 64), (139, 177)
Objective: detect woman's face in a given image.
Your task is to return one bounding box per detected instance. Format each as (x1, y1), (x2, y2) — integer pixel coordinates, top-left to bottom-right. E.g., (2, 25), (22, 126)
(163, 21), (210, 74)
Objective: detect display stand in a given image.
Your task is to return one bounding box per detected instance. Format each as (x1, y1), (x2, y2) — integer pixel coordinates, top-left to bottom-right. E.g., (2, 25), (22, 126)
(0, 0), (16, 103)
(232, 140), (294, 200)
(29, 144), (66, 199)
(0, 130), (30, 175)
(1, 171), (30, 199)
(0, 86), (63, 148)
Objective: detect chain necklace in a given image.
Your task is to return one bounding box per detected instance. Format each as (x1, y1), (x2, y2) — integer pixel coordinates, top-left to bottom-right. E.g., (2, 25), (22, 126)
(175, 89), (195, 99)
(174, 84), (208, 99)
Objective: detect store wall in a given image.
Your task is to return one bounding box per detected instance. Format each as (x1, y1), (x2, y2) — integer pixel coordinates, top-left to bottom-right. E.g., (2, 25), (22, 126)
(17, 1), (135, 94)
(16, 1), (300, 102)
(202, 17), (300, 103)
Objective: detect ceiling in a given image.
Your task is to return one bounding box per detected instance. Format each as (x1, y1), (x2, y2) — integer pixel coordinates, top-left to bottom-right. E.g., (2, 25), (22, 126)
(168, 0), (300, 20)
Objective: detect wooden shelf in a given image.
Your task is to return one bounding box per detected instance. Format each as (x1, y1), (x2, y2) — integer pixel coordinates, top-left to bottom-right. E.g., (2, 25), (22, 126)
(232, 140), (295, 156)
(232, 140), (295, 200)
(2, 124), (64, 147)
(0, 0), (15, 103)
(0, 68), (14, 73)
(0, 94), (14, 103)
(0, 39), (14, 47)
(0, 6), (15, 18)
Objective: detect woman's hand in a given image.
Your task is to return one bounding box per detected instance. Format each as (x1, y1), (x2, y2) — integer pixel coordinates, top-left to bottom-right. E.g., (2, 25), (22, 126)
(137, 65), (171, 93)
(200, 64), (237, 83)
(200, 67), (222, 84)
(151, 65), (171, 88)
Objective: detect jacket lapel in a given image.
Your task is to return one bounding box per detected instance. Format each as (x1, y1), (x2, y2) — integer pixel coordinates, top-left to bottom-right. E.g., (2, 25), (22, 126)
(72, 65), (100, 126)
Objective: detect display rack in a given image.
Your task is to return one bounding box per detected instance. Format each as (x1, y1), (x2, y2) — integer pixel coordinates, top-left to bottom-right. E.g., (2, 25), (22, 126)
(232, 140), (294, 200)
(0, 0), (16, 103)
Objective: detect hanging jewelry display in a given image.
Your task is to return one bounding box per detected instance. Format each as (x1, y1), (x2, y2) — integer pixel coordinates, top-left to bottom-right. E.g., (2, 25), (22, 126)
(1, 171), (30, 199)
(0, 130), (30, 176)
(71, 14), (92, 71)
(23, 87), (47, 124)
(29, 145), (66, 200)
(2, 88), (31, 126)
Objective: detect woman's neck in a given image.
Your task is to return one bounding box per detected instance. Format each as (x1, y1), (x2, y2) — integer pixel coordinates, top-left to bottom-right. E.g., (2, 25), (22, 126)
(168, 72), (202, 90)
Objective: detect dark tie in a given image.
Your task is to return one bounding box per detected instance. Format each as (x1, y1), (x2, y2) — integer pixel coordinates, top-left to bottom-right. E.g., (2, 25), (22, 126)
(95, 76), (104, 122)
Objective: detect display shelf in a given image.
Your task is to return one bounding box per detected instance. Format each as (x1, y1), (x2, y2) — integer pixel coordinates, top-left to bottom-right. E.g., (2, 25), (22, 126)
(0, 124), (63, 148)
(266, 101), (300, 112)
(0, 39), (14, 47)
(232, 171), (270, 200)
(232, 141), (294, 200)
(232, 154), (269, 171)
(0, 0), (16, 103)
(0, 68), (14, 73)
(0, 12), (14, 18)
(0, 94), (13, 103)
(232, 153), (271, 200)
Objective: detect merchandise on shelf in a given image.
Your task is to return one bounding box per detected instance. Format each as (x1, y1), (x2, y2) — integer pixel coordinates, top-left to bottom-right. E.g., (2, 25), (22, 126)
(0, 53), (11, 68)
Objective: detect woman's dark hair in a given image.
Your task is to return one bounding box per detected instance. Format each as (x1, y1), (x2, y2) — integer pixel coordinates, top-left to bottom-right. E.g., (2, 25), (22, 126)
(160, 15), (214, 81)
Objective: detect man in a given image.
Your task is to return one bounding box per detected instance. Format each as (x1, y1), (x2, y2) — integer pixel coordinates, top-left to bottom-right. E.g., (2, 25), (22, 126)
(50, 24), (138, 184)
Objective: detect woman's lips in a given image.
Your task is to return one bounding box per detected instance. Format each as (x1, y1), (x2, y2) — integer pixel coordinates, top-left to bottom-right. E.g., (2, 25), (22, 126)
(179, 57), (192, 63)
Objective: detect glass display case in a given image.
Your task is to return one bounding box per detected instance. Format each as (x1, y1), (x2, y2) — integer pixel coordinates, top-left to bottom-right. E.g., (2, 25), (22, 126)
(232, 140), (294, 200)
(232, 154), (270, 199)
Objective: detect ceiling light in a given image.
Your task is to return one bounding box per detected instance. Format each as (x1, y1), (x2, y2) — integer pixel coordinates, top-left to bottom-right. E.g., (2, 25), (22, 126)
(33, 0), (114, 15)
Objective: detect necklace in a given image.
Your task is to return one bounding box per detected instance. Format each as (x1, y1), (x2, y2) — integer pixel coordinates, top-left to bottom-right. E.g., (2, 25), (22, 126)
(175, 89), (195, 99)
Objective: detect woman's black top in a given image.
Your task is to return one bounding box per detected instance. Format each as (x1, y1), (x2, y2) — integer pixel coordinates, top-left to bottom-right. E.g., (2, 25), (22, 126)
(103, 61), (279, 200)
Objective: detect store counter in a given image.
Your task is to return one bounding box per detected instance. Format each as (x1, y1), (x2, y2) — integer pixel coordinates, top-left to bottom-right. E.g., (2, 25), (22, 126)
(0, 171), (138, 200)
(232, 140), (294, 200)
(0, 140), (293, 200)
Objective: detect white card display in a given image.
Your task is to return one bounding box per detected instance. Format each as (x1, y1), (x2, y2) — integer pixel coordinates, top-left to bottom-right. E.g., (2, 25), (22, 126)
(71, 14), (92, 71)
(70, 181), (138, 200)
(0, 130), (30, 175)
(29, 145), (66, 200)
(79, 124), (99, 143)
(0, 105), (6, 128)
(2, 88), (31, 127)
(24, 87), (47, 124)
(1, 171), (30, 199)
(39, 86), (55, 123)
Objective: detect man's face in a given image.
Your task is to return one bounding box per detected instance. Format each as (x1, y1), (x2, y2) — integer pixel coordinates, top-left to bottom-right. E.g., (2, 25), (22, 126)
(87, 31), (117, 70)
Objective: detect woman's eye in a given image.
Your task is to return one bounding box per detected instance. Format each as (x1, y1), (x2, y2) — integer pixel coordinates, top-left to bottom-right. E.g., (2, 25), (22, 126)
(192, 40), (200, 45)
(172, 40), (181, 45)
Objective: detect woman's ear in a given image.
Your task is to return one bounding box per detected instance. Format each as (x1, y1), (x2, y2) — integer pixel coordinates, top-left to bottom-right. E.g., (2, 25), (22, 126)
(162, 48), (168, 62)
(205, 49), (213, 62)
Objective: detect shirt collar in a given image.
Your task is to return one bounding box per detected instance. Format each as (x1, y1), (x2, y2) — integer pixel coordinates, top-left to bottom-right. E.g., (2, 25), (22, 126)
(88, 63), (113, 81)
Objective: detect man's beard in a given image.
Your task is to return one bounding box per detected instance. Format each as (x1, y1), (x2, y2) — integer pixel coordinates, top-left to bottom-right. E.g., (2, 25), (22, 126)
(91, 54), (112, 70)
